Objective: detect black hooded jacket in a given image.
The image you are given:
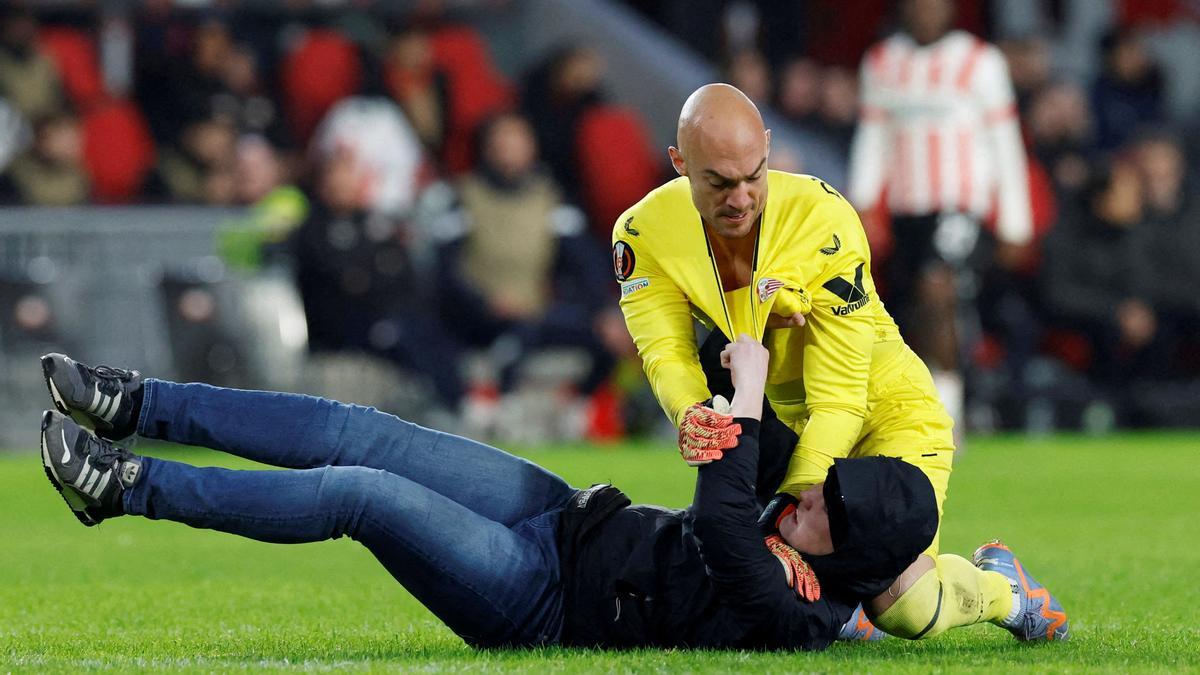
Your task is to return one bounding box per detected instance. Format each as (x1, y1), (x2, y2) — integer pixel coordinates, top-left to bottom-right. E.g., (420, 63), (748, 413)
(555, 332), (937, 649)
(556, 415), (853, 650)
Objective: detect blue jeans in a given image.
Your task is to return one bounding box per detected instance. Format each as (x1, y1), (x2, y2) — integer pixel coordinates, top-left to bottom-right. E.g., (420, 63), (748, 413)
(123, 379), (576, 647)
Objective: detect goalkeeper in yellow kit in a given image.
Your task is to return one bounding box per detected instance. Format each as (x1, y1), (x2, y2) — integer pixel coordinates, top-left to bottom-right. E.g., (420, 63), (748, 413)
(612, 83), (1067, 642)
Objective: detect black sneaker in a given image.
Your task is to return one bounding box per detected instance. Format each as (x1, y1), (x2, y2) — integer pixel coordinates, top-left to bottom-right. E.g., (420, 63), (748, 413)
(40, 410), (142, 527)
(41, 353), (142, 440)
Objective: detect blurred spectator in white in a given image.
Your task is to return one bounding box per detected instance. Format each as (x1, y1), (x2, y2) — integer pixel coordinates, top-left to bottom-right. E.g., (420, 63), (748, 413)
(143, 114), (237, 204)
(311, 97), (426, 216)
(293, 146), (464, 415)
(0, 6), (66, 123)
(848, 0), (1033, 436)
(0, 112), (88, 206)
(1091, 28), (1165, 152)
(1041, 158), (1164, 393)
(725, 48), (772, 106)
(1026, 81), (1094, 195)
(432, 112), (613, 396)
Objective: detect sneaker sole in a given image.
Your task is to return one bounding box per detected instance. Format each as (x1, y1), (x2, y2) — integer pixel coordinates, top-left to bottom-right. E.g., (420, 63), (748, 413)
(41, 356), (73, 418)
(40, 412), (99, 527)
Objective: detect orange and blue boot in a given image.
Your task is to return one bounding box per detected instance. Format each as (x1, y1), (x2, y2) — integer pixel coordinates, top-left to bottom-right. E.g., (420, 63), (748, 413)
(973, 540), (1069, 642)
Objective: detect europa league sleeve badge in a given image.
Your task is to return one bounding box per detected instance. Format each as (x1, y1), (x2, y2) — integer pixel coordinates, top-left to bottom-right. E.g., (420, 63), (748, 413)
(613, 240), (636, 282)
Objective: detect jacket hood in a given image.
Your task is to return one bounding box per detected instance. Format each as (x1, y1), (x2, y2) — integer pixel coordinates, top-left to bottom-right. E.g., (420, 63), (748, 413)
(806, 456), (938, 599)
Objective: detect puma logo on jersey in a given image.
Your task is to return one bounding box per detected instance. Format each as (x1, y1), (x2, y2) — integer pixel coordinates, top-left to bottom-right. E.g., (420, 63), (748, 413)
(820, 234), (841, 255)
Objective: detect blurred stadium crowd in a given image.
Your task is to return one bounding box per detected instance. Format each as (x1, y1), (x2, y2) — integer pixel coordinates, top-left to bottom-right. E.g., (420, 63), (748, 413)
(1, 0), (1198, 438)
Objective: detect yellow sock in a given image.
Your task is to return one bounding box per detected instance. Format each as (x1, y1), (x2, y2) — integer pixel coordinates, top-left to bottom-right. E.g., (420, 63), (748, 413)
(873, 554), (1015, 639)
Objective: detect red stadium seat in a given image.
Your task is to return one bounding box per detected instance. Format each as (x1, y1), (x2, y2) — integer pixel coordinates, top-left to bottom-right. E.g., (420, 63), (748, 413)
(37, 27), (105, 110)
(280, 30), (363, 145)
(574, 106), (661, 237)
(1041, 329), (1093, 372)
(81, 99), (155, 203)
(429, 25), (513, 174)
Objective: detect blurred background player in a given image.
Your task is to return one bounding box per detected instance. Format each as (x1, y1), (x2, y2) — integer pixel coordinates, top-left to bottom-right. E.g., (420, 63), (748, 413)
(847, 0), (1033, 440)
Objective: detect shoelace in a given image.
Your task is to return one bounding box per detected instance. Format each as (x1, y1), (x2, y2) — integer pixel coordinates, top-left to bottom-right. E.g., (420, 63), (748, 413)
(93, 365), (136, 381)
(85, 434), (130, 471)
(86, 364), (136, 397)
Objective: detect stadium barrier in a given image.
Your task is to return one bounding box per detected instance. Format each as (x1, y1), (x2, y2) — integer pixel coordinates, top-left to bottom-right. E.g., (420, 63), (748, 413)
(0, 207), (315, 448)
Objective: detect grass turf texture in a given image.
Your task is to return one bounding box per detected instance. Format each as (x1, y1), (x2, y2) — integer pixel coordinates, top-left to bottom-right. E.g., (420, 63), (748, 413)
(2, 433), (1198, 673)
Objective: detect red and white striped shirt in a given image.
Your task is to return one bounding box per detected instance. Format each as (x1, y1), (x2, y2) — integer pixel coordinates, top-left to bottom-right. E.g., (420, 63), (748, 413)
(848, 30), (1032, 245)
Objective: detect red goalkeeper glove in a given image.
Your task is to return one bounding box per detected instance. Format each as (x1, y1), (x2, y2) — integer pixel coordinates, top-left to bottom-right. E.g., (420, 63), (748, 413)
(764, 534), (821, 602)
(678, 396), (740, 466)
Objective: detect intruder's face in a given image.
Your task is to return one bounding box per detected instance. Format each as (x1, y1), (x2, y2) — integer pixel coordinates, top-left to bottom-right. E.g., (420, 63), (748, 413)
(903, 0), (954, 45)
(779, 483), (834, 556)
(672, 128), (770, 240)
(483, 116), (538, 182)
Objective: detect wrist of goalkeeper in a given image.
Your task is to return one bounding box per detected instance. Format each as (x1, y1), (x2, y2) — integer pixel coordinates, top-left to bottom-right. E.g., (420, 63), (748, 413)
(678, 397), (740, 466)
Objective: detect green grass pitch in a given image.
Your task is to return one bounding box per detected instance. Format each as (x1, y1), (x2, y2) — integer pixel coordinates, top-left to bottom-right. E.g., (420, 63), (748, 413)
(2, 432), (1198, 673)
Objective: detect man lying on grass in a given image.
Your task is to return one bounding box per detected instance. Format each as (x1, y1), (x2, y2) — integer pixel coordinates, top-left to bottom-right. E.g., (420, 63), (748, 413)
(35, 335), (1026, 650)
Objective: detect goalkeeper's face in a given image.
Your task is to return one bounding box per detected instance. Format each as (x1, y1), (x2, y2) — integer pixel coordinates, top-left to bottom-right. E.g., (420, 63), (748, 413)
(671, 83), (771, 240)
(688, 141), (770, 240)
(779, 483), (834, 555)
(671, 121), (770, 241)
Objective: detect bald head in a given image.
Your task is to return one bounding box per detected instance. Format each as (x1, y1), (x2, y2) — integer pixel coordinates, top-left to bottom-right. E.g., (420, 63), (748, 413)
(676, 83), (766, 160)
(669, 84), (771, 239)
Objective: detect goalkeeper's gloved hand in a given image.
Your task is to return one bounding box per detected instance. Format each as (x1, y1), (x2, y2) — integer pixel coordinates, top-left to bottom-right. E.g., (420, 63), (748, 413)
(678, 396), (739, 466)
(764, 534), (821, 602)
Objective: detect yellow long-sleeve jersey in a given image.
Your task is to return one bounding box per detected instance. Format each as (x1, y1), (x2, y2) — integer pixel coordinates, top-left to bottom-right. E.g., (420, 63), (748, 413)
(614, 171), (954, 496)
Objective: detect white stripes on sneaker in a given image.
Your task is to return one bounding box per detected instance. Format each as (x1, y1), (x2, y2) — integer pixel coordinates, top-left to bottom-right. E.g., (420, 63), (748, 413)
(72, 460), (114, 501)
(84, 383), (122, 423)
